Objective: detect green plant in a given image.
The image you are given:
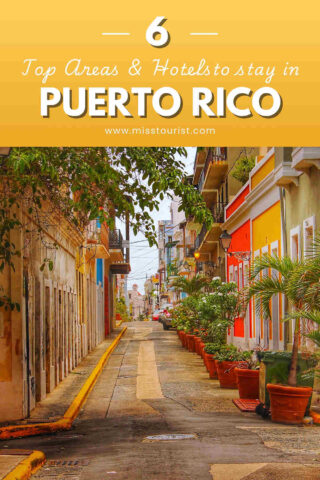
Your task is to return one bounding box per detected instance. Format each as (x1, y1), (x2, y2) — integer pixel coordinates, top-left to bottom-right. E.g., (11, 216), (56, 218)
(204, 343), (222, 355)
(171, 295), (201, 333)
(170, 274), (210, 296)
(198, 277), (240, 344)
(246, 240), (320, 387)
(215, 344), (251, 363)
(115, 297), (129, 322)
(231, 154), (256, 185)
(0, 147), (213, 310)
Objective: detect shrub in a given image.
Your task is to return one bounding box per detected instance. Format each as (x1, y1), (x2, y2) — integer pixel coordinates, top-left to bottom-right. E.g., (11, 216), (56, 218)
(232, 155), (256, 185)
(204, 343), (222, 355)
(215, 345), (252, 363)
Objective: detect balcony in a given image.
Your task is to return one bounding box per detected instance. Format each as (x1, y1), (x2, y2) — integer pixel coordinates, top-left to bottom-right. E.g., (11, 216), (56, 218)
(85, 221), (110, 259)
(109, 229), (131, 274)
(198, 148), (228, 200)
(195, 202), (227, 254)
(292, 147), (320, 171)
(193, 148), (207, 184)
(195, 224), (208, 251)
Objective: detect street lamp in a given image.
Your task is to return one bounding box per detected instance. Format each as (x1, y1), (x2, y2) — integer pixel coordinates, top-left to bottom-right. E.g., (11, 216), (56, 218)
(194, 251), (200, 260)
(219, 230), (251, 261)
(219, 230), (232, 252)
(0, 148), (11, 157)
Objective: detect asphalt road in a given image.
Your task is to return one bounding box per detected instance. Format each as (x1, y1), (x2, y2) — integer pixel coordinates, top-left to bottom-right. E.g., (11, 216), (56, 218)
(3, 322), (320, 480)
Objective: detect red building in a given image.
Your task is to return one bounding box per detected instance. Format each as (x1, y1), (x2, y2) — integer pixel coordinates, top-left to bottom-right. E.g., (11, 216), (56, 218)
(224, 183), (252, 349)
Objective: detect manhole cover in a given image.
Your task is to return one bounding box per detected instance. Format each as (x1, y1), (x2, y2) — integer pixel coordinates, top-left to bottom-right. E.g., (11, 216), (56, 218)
(143, 434), (197, 442)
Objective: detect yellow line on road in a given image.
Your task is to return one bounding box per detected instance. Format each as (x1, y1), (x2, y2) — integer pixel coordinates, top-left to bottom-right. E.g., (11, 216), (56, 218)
(136, 340), (163, 400)
(0, 327), (127, 440)
(210, 463), (267, 480)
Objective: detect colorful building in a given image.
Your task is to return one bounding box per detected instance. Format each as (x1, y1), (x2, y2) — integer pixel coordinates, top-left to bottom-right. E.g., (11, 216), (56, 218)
(223, 148), (290, 350)
(0, 203), (130, 422)
(192, 147), (258, 281)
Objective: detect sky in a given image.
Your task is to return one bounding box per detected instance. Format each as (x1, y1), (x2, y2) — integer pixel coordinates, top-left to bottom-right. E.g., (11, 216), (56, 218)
(119, 147), (196, 294)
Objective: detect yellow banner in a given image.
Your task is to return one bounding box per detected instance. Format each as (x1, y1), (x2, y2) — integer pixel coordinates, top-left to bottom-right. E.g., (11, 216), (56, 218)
(1, 0), (320, 145)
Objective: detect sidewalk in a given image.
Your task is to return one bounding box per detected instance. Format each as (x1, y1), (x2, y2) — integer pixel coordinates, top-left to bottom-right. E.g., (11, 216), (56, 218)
(0, 450), (28, 479)
(1, 330), (122, 427)
(0, 449), (45, 480)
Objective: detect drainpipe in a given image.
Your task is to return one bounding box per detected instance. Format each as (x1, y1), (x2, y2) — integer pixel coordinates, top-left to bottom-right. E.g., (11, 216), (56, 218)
(125, 212), (130, 265)
(279, 185), (289, 349)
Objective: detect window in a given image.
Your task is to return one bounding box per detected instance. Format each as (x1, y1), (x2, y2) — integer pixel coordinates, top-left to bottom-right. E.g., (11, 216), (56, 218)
(290, 226), (301, 261)
(239, 263), (243, 289)
(234, 266), (238, 288)
(229, 265), (234, 283)
(303, 216), (315, 257)
(243, 262), (249, 287)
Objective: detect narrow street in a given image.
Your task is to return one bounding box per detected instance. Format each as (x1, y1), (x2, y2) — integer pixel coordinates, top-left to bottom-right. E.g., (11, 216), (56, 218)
(3, 322), (319, 480)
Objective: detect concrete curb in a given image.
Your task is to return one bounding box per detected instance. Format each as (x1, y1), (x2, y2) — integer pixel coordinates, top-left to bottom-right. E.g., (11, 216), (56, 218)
(0, 327), (127, 440)
(3, 450), (46, 480)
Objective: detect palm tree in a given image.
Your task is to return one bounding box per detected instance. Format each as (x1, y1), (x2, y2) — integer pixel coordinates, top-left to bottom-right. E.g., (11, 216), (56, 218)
(170, 274), (209, 296)
(246, 252), (318, 387)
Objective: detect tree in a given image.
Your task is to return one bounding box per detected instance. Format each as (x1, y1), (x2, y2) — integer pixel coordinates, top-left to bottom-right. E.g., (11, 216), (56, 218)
(246, 249), (320, 387)
(170, 274), (210, 296)
(0, 147), (212, 272)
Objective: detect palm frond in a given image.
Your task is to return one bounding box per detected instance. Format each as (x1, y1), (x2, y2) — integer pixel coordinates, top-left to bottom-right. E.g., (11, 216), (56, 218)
(249, 253), (296, 281)
(305, 330), (320, 347)
(247, 276), (285, 319)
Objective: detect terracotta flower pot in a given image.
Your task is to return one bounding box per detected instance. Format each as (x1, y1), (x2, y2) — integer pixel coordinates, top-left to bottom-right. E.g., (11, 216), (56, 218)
(267, 384), (313, 425)
(186, 334), (196, 352)
(205, 354), (218, 379)
(235, 368), (260, 399)
(180, 331), (187, 348)
(199, 342), (205, 359)
(215, 360), (248, 389)
(194, 337), (201, 355)
(203, 352), (212, 372)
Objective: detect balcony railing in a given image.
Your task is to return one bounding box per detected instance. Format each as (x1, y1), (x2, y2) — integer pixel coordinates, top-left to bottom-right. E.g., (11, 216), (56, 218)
(109, 229), (130, 273)
(195, 202), (227, 250)
(211, 202), (228, 224)
(198, 148), (227, 192)
(195, 224), (207, 250)
(109, 229), (123, 250)
(186, 247), (195, 258)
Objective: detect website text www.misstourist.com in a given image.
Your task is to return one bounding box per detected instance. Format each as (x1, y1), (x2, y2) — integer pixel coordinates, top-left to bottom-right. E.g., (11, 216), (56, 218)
(104, 127), (216, 135)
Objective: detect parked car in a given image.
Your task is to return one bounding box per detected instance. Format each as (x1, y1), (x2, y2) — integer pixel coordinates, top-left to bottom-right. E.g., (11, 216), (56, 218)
(152, 309), (161, 321)
(159, 306), (173, 330)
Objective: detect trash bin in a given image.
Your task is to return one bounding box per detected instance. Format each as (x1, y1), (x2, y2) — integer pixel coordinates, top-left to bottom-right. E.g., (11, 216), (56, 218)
(258, 351), (317, 410)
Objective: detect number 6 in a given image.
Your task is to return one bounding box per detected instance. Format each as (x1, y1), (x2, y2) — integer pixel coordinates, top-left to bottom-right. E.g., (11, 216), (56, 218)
(146, 16), (170, 48)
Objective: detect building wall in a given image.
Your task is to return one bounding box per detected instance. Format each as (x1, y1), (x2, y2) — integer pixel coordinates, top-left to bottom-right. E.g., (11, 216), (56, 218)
(0, 207), (82, 421)
(252, 201), (283, 350)
(227, 220), (251, 348)
(0, 210), (112, 422)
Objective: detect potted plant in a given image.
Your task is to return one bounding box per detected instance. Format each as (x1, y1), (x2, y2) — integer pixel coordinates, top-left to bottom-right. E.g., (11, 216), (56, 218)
(215, 345), (249, 389)
(235, 354), (260, 399)
(203, 343), (221, 378)
(246, 248), (320, 424)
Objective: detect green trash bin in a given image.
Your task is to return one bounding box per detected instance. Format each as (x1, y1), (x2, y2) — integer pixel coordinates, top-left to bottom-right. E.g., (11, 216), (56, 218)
(258, 351), (317, 410)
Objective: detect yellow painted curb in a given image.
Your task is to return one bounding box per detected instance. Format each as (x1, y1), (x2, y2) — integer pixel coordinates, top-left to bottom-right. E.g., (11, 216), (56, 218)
(3, 450), (46, 480)
(0, 327), (127, 440)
